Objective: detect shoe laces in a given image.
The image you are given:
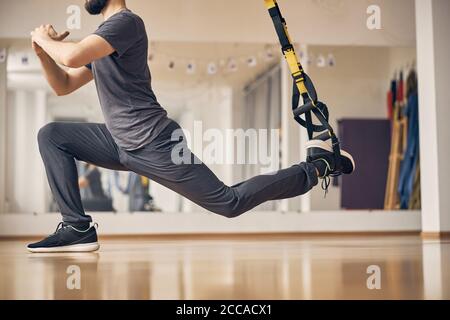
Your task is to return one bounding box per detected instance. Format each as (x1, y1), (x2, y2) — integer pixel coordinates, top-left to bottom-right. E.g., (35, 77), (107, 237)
(321, 175), (331, 198)
(54, 222), (68, 234)
(317, 158), (332, 198)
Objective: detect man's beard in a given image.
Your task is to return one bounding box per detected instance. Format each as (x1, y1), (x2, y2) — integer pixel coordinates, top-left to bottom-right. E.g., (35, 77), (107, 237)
(84, 0), (109, 15)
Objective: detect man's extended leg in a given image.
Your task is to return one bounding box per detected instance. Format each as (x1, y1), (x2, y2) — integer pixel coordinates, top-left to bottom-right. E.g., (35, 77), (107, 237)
(37, 122), (127, 227)
(120, 121), (319, 218)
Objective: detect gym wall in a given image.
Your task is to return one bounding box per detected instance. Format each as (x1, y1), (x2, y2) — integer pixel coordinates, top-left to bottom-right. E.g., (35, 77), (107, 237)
(307, 46), (417, 211)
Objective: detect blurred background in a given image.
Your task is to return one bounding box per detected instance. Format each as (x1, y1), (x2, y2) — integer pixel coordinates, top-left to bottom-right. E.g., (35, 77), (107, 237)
(0, 0), (448, 237)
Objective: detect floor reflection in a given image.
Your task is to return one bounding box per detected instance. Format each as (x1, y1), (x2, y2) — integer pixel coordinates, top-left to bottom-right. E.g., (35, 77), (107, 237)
(0, 236), (448, 300)
(422, 240), (450, 300)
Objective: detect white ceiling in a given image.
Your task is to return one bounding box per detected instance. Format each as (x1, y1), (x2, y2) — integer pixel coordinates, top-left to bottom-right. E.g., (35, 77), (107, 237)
(0, 0), (416, 46)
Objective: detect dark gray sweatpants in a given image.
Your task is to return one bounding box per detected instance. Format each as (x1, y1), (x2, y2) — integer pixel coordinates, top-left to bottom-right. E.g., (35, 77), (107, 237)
(37, 119), (318, 226)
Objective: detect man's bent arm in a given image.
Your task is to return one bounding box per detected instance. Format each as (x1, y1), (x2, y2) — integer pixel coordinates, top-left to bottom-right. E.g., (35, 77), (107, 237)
(34, 35), (115, 68)
(36, 51), (93, 96)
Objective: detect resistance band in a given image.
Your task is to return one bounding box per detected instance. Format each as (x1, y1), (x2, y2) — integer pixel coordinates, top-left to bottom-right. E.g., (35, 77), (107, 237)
(264, 0), (342, 174)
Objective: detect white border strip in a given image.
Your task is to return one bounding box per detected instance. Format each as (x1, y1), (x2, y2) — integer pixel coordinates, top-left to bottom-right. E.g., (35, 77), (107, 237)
(0, 211), (421, 237)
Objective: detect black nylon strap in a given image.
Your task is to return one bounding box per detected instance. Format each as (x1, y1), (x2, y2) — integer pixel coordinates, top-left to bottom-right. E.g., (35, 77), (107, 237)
(273, 18), (291, 49)
(292, 81), (329, 135)
(266, 0), (343, 174)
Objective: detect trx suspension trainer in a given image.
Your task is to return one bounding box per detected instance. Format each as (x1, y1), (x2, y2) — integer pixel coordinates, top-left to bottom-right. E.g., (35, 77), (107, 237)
(264, 0), (343, 175)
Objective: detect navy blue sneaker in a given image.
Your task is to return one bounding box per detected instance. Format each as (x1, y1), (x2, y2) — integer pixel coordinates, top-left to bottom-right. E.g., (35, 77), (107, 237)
(306, 140), (355, 176)
(306, 140), (355, 196)
(27, 222), (99, 253)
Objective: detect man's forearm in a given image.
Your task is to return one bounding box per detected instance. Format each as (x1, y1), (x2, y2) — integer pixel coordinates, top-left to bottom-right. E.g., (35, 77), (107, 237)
(37, 52), (69, 96)
(35, 37), (81, 67)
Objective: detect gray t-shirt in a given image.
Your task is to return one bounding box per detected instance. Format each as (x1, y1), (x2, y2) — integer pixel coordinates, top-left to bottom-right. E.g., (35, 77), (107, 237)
(86, 9), (171, 150)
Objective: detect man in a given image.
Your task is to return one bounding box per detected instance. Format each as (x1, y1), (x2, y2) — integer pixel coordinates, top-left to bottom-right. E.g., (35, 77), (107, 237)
(78, 163), (115, 212)
(115, 172), (161, 212)
(28, 0), (355, 253)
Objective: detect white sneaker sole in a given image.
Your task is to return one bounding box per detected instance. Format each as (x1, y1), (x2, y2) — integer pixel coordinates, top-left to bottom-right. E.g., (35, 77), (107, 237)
(305, 140), (356, 171)
(27, 242), (100, 253)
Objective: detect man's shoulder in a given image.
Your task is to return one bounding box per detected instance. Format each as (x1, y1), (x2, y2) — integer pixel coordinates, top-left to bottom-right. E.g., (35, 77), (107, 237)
(120, 10), (144, 24)
(100, 10), (144, 32)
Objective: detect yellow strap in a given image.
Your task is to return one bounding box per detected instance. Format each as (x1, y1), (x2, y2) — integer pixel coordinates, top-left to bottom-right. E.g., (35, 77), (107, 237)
(265, 0), (335, 138)
(284, 50), (308, 94)
(264, 0), (277, 9)
(264, 0), (309, 96)
(141, 176), (149, 187)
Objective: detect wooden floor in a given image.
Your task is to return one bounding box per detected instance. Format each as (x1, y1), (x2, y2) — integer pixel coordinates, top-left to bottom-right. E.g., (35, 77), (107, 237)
(0, 235), (449, 300)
